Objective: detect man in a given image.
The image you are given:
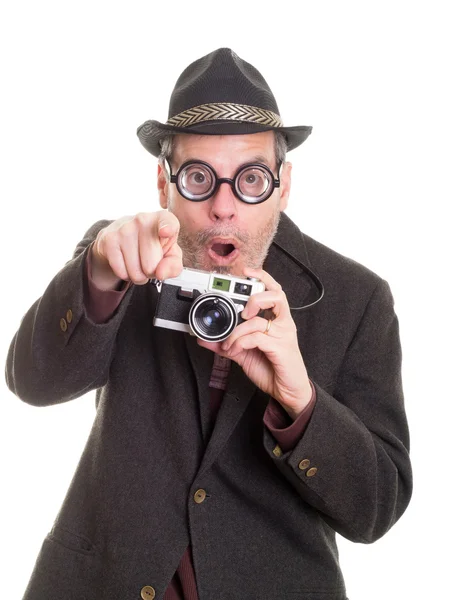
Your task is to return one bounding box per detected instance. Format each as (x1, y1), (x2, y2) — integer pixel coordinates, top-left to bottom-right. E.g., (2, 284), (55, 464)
(6, 48), (412, 600)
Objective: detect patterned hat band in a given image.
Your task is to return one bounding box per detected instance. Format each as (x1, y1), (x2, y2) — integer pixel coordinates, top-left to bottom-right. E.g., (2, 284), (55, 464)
(166, 102), (284, 129)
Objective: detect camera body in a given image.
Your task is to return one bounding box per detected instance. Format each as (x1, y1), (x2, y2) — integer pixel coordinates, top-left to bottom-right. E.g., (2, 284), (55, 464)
(153, 267), (265, 342)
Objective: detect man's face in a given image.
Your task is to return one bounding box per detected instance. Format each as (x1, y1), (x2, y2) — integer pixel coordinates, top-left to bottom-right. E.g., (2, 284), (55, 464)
(157, 131), (292, 276)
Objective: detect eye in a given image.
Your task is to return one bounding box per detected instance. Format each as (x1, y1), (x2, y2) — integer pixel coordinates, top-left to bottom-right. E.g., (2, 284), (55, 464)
(186, 168), (211, 188)
(237, 167), (271, 198)
(193, 172), (206, 184)
(179, 163), (215, 198)
(244, 173), (259, 185)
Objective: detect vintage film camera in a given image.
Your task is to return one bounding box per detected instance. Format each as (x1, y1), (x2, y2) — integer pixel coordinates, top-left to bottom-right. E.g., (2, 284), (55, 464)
(153, 267), (265, 342)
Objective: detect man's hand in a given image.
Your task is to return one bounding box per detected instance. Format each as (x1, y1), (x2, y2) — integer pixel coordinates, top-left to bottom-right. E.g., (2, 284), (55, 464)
(91, 211), (183, 290)
(197, 267), (312, 419)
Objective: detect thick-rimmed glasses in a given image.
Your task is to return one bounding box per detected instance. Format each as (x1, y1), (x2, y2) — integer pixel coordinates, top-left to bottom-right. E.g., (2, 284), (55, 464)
(166, 159), (281, 204)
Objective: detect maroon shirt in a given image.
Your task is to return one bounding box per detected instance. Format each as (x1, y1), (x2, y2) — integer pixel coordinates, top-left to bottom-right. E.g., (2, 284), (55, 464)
(84, 245), (316, 599)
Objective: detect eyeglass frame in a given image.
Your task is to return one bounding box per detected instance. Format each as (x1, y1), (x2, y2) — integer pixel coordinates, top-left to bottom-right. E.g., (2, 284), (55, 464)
(165, 159), (282, 205)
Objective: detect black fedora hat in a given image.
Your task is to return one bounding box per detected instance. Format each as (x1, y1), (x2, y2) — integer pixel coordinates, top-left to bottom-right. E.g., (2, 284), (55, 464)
(137, 48), (312, 157)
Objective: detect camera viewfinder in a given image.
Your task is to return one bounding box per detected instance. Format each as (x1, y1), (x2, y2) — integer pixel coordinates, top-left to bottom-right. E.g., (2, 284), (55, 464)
(233, 282), (252, 296)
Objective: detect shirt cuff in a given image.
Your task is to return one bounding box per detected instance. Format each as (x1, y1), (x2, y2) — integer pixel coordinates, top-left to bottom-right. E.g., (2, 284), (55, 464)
(83, 243), (131, 324)
(263, 381), (317, 453)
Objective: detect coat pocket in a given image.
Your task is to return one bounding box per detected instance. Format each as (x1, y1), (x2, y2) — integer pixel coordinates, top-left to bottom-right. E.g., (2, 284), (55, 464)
(22, 527), (102, 600)
(47, 524), (97, 555)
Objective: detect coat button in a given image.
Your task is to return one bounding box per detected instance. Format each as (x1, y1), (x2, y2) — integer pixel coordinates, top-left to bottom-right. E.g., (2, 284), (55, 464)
(272, 445), (282, 457)
(141, 585), (156, 599)
(66, 309), (73, 323)
(298, 459), (310, 470)
(306, 467), (318, 477)
(60, 318), (68, 332)
(194, 489), (207, 504)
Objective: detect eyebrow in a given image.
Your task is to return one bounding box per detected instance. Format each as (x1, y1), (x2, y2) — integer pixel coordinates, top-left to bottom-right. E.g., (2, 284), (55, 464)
(175, 155), (275, 171)
(246, 155), (272, 166)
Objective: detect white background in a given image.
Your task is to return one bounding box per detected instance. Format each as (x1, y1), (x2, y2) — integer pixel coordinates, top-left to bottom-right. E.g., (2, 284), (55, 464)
(1, 1), (448, 598)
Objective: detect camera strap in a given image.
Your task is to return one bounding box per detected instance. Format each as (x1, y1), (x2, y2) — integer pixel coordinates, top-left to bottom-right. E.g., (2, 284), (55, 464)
(272, 241), (324, 311)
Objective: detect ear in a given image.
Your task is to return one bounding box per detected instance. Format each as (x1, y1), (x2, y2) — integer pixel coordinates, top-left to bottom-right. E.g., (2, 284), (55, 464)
(279, 161), (292, 212)
(157, 163), (169, 209)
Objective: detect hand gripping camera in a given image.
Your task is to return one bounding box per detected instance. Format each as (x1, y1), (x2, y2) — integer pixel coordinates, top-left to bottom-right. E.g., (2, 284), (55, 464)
(153, 267), (265, 342)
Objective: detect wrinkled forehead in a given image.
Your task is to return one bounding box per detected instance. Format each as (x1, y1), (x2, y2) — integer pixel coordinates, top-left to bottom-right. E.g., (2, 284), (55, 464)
(171, 131), (277, 171)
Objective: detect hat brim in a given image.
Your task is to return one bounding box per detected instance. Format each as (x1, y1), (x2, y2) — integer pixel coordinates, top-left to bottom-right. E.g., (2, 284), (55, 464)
(136, 119), (312, 158)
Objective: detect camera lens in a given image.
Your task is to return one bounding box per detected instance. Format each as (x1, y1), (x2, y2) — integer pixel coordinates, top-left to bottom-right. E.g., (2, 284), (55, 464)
(203, 308), (225, 329)
(189, 293), (238, 341)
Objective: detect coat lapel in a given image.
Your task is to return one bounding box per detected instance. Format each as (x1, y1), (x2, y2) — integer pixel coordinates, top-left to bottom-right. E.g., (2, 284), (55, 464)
(184, 330), (258, 477)
(184, 212), (316, 475)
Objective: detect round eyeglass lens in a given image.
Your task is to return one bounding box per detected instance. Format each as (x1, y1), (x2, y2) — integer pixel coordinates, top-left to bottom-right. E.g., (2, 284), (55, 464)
(179, 163), (215, 200)
(236, 166), (272, 203)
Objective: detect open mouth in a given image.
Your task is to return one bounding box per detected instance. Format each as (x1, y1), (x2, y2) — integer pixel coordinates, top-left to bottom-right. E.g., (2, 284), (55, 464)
(208, 238), (240, 265)
(211, 243), (235, 257)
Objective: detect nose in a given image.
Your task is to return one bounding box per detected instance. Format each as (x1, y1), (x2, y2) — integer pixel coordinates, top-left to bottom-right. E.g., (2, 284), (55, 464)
(208, 181), (237, 222)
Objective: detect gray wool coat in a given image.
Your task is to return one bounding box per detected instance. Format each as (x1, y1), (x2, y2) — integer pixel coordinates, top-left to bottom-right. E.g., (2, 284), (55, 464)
(6, 212), (412, 600)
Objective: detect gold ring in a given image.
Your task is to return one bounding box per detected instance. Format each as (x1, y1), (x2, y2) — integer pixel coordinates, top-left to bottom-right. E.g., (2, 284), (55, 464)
(264, 318), (272, 335)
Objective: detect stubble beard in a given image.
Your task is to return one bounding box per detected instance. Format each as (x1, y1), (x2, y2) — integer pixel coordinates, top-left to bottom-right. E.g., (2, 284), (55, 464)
(174, 204), (282, 275)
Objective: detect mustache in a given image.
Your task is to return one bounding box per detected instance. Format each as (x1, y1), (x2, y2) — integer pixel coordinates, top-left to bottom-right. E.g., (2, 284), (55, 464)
(189, 226), (250, 246)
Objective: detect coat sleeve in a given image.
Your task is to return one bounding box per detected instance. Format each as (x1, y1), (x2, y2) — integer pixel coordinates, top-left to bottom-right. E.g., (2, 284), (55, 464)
(5, 220), (135, 407)
(263, 278), (413, 543)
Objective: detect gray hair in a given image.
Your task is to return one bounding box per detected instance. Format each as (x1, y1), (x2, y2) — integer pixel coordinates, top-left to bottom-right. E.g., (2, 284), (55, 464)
(158, 131), (288, 179)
